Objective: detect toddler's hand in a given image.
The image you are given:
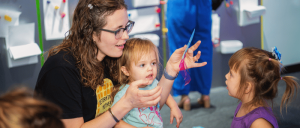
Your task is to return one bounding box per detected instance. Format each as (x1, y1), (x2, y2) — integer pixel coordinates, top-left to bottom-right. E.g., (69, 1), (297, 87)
(170, 105), (183, 128)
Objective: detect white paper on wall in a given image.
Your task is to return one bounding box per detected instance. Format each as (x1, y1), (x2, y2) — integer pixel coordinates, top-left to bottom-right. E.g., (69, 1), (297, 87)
(211, 13), (220, 46)
(9, 43), (41, 60)
(237, 0), (266, 26)
(43, 0), (70, 40)
(0, 9), (21, 37)
(133, 34), (160, 47)
(127, 7), (160, 35)
(220, 40), (243, 54)
(6, 23), (41, 68)
(131, 0), (160, 8)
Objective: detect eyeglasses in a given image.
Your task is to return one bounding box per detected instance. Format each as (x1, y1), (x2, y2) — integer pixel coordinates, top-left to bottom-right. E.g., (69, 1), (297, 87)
(100, 21), (135, 39)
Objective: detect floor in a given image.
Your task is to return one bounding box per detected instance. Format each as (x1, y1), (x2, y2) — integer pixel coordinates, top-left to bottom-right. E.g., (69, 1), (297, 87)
(160, 72), (300, 128)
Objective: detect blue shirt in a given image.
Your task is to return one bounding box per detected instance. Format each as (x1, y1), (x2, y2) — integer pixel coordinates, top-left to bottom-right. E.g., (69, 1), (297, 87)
(112, 79), (163, 128)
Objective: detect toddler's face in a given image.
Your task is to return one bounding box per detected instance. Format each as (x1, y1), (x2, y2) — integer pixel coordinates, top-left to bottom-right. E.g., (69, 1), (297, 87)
(128, 50), (158, 87)
(225, 68), (241, 98)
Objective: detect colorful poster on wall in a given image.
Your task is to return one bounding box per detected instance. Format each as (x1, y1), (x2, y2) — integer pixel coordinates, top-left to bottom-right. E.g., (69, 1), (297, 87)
(43, 0), (70, 40)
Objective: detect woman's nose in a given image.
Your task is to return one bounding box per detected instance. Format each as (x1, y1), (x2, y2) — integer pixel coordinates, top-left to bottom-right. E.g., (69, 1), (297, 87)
(121, 30), (129, 40)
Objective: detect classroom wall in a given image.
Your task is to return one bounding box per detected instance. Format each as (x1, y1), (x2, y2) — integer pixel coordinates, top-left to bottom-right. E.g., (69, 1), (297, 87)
(0, 0), (41, 93)
(0, 0), (262, 94)
(262, 0), (300, 66)
(0, 0), (80, 93)
(211, 1), (261, 87)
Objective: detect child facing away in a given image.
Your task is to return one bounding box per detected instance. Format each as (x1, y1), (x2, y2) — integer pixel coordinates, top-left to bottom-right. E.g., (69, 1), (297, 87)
(225, 47), (299, 128)
(0, 87), (64, 128)
(111, 38), (182, 128)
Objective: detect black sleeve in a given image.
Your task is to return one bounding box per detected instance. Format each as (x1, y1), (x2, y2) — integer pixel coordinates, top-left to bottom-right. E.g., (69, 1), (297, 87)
(41, 67), (83, 119)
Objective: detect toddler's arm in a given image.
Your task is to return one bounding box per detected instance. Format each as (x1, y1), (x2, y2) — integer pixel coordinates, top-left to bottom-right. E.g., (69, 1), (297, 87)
(165, 95), (183, 128)
(250, 118), (274, 128)
(161, 94), (177, 109)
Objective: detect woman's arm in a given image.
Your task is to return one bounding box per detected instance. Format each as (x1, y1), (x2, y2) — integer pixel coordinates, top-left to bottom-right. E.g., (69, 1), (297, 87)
(158, 41), (206, 105)
(114, 120), (154, 128)
(62, 80), (162, 128)
(114, 120), (135, 128)
(62, 95), (132, 128)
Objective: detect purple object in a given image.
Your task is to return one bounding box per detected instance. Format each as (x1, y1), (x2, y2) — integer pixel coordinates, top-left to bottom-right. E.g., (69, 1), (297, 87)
(231, 102), (279, 128)
(179, 59), (191, 86)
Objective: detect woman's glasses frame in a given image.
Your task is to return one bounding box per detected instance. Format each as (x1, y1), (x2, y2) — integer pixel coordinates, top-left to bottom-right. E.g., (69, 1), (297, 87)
(99, 20), (135, 39)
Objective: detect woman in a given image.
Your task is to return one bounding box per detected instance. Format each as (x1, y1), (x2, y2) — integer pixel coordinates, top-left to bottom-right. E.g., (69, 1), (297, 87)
(35, 0), (206, 127)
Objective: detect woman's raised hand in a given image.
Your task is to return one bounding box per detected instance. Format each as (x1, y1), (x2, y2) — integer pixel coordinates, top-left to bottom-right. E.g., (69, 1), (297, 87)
(123, 79), (162, 109)
(166, 40), (207, 76)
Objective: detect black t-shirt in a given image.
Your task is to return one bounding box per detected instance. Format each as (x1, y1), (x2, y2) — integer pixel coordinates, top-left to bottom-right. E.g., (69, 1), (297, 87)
(35, 51), (114, 122)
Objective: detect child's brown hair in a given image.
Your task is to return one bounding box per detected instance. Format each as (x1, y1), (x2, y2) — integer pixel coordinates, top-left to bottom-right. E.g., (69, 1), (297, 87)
(111, 38), (160, 102)
(229, 47), (298, 113)
(0, 87), (64, 128)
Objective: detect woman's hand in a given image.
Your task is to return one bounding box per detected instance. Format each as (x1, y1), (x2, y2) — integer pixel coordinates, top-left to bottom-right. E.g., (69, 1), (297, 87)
(170, 105), (183, 128)
(123, 79), (162, 109)
(166, 40), (207, 76)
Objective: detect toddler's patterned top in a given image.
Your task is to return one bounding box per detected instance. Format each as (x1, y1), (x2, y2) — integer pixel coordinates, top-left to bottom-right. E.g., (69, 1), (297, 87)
(112, 79), (163, 128)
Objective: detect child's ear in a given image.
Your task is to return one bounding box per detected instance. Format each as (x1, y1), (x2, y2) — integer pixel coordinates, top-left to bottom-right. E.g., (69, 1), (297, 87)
(121, 66), (130, 76)
(245, 82), (253, 94)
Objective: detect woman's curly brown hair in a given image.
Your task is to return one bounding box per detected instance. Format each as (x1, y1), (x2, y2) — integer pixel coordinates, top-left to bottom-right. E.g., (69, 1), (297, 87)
(47, 0), (126, 89)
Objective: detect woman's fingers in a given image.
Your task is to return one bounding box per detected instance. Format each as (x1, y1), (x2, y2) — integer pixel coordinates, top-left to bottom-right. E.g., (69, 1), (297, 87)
(131, 79), (150, 89)
(193, 51), (201, 62)
(178, 45), (187, 53)
(126, 80), (162, 108)
(144, 93), (161, 107)
(137, 86), (162, 107)
(138, 85), (162, 97)
(189, 40), (201, 51)
(193, 62), (207, 68)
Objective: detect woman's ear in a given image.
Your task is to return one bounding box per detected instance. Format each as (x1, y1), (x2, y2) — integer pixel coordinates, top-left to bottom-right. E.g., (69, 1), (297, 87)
(245, 82), (253, 94)
(121, 66), (130, 76)
(92, 32), (98, 43)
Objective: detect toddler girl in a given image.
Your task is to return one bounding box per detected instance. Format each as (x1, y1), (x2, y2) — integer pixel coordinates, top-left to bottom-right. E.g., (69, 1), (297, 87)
(111, 38), (181, 128)
(226, 47), (298, 128)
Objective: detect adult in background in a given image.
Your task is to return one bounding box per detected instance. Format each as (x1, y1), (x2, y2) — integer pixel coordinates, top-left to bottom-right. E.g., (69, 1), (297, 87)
(167, 0), (213, 110)
(35, 0), (206, 127)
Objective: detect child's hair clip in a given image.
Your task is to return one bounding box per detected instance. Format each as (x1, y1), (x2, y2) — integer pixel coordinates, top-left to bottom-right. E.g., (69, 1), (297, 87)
(88, 4), (93, 9)
(272, 46), (282, 63)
